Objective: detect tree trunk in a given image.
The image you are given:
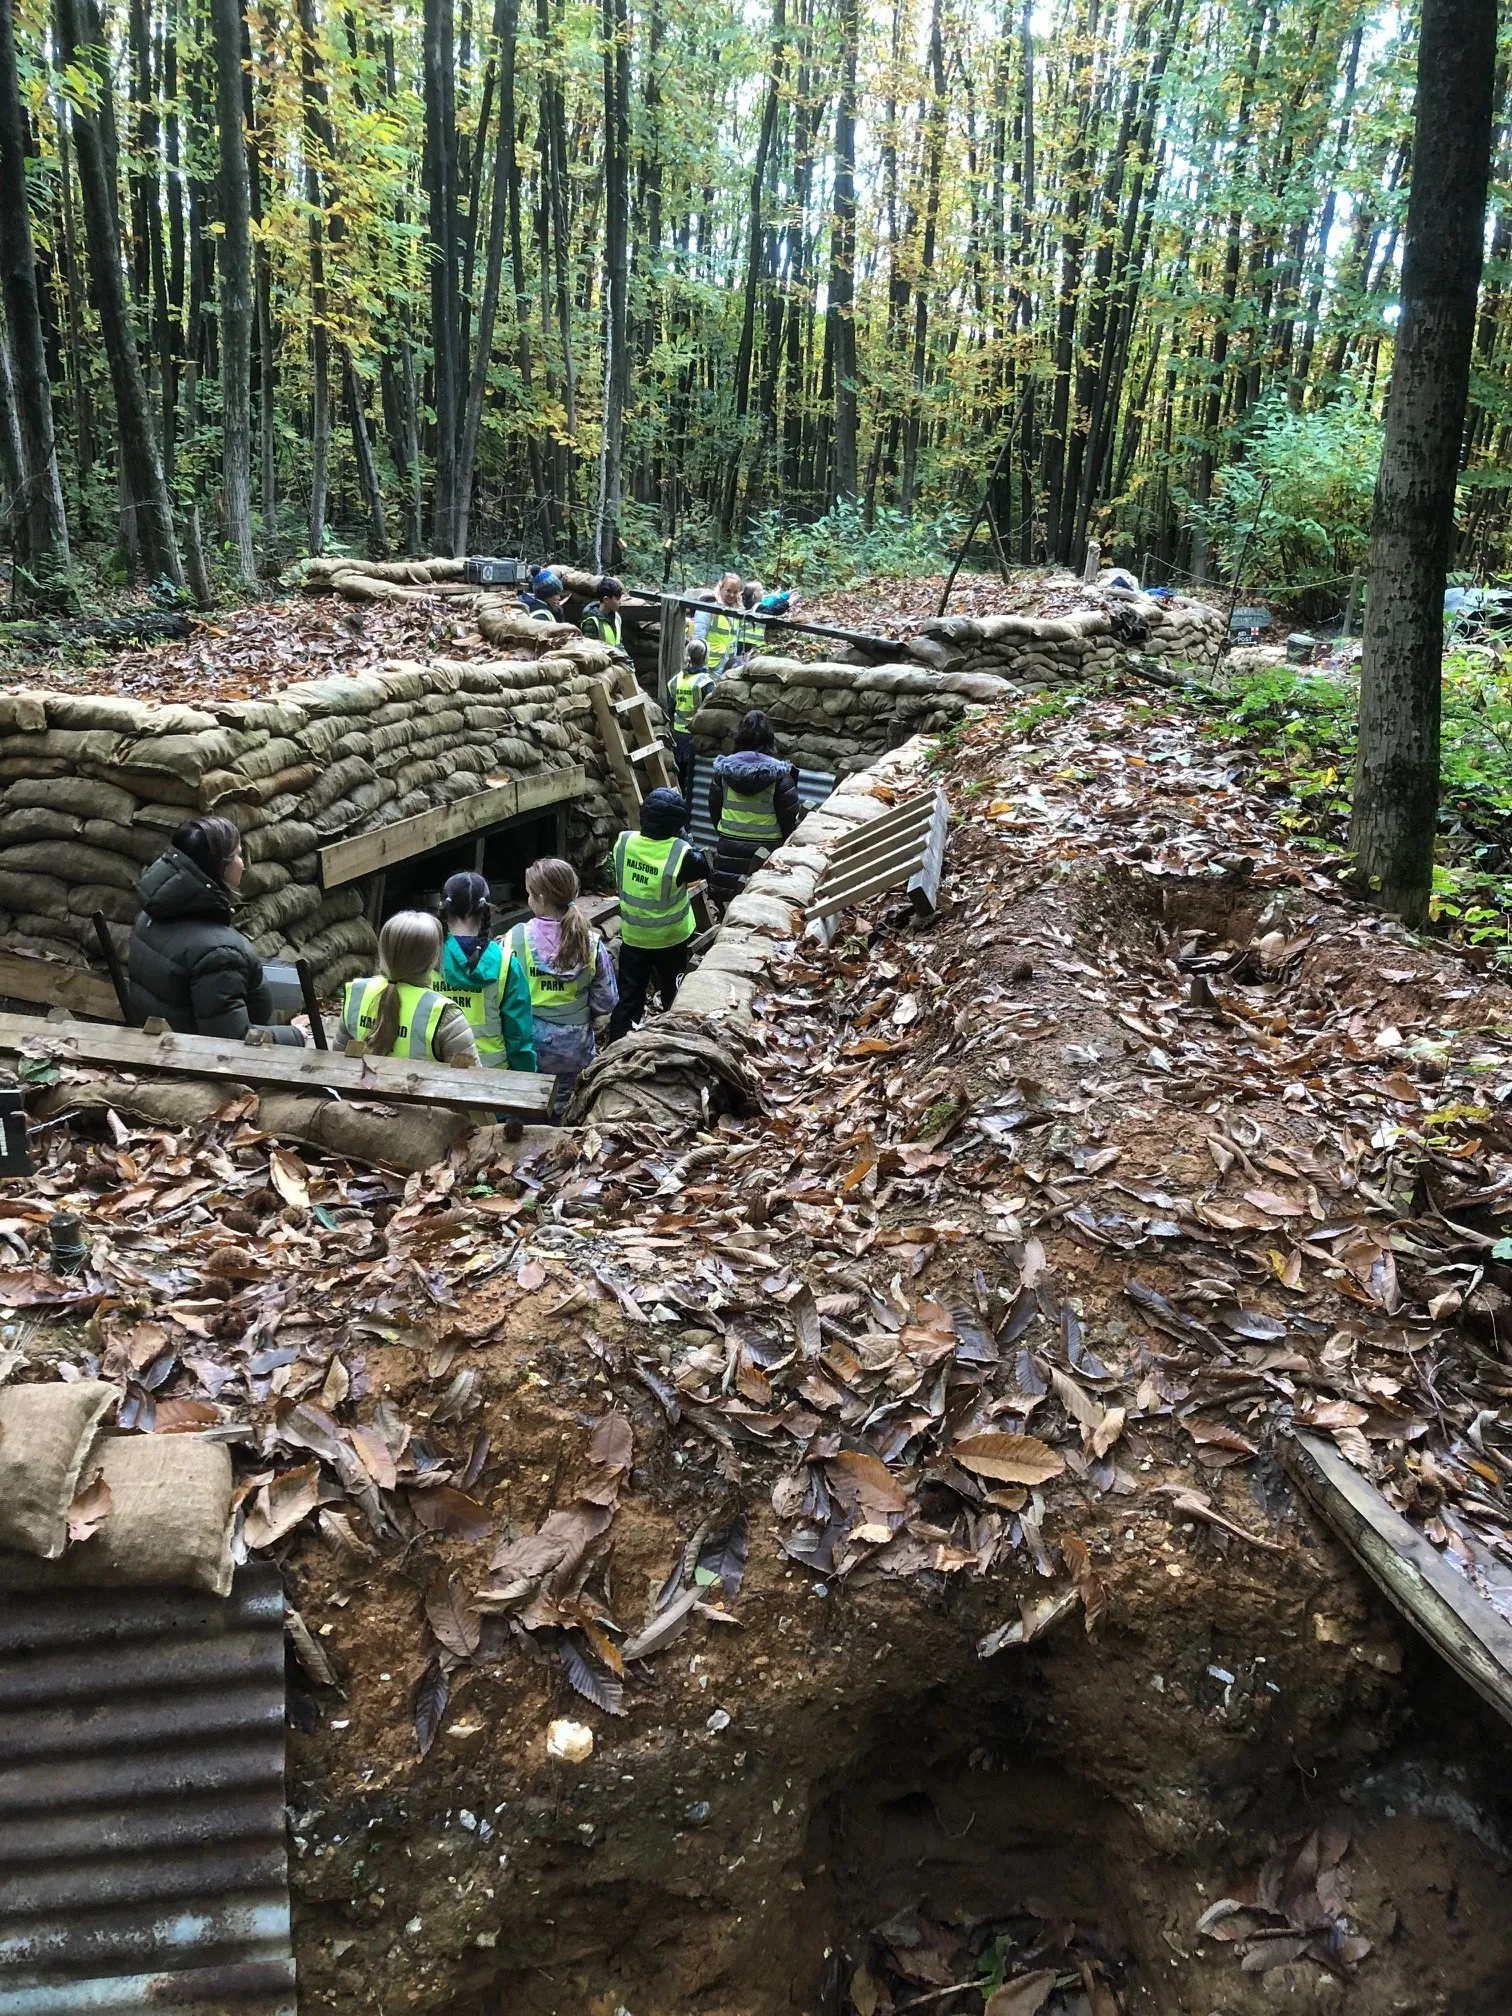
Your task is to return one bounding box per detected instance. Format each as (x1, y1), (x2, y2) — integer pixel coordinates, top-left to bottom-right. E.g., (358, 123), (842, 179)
(425, 0), (462, 551)
(54, 114), (93, 524)
(828, 0), (858, 501)
(594, 0), (629, 567)
(211, 0), (256, 581)
(1350, 0), (1495, 926)
(55, 0), (181, 584)
(345, 354), (390, 557)
(718, 0), (785, 538)
(0, 0), (70, 579)
(455, 0), (514, 554)
(900, 0), (945, 515)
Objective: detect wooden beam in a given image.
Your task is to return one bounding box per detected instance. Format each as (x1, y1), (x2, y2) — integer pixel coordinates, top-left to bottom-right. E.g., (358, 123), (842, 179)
(661, 592), (903, 658)
(319, 767), (586, 888)
(827, 793), (940, 859)
(591, 678), (642, 822)
(658, 592), (687, 710)
(0, 953), (123, 1023)
(1282, 1429), (1512, 1730)
(807, 834), (934, 917)
(0, 1012), (555, 1118)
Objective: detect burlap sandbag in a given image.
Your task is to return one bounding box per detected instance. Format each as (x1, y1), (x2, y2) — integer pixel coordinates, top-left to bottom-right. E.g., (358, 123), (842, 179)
(118, 728), (259, 785)
(213, 699), (309, 737)
(330, 729), (374, 763)
(243, 817), (319, 866)
(298, 754), (376, 818)
(65, 883), (137, 925)
(92, 765), (196, 807)
(0, 867), (67, 913)
(250, 763), (321, 805)
(0, 1381), (116, 1558)
(44, 693), (214, 735)
(7, 775), (138, 822)
(301, 916), (376, 965)
(235, 736), (305, 783)
(0, 693), (46, 732)
(239, 858), (291, 900)
(0, 807), (82, 845)
(292, 715), (349, 761)
(240, 881), (321, 938)
(54, 1433), (234, 1595)
(83, 817), (164, 865)
(0, 841), (137, 890)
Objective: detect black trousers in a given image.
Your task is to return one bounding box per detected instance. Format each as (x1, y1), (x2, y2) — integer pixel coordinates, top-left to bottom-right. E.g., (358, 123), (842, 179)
(673, 730), (696, 803)
(609, 938), (692, 1039)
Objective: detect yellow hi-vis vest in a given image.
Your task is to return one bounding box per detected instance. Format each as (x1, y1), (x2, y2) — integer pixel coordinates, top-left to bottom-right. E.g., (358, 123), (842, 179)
(431, 959), (504, 1062)
(504, 922), (598, 1026)
(716, 772), (783, 845)
(340, 977), (448, 1059)
(703, 606), (742, 670)
(671, 666), (715, 730)
(613, 831), (695, 949)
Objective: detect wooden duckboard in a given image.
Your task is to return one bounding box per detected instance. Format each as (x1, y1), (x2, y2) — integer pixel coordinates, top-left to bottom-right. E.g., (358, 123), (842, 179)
(318, 766), (585, 888)
(804, 788), (949, 935)
(0, 952), (122, 1023)
(1283, 1428), (1512, 1729)
(0, 1012), (554, 1119)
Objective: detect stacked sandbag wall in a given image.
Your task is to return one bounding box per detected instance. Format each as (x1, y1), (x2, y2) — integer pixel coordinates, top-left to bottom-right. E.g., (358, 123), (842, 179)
(690, 594), (1226, 773)
(0, 632), (636, 999)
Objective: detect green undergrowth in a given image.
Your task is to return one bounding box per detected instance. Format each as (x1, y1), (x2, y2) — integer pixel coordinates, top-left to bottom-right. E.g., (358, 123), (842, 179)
(1205, 651), (1512, 962)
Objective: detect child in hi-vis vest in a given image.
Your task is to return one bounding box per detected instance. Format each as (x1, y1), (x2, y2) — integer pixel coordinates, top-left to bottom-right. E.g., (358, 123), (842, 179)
(502, 858), (617, 1113)
(434, 872), (537, 1071)
(340, 912), (480, 1065)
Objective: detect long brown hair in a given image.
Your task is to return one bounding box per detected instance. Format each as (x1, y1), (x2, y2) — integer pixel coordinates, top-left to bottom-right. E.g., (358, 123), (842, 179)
(366, 910), (443, 1054)
(526, 857), (591, 975)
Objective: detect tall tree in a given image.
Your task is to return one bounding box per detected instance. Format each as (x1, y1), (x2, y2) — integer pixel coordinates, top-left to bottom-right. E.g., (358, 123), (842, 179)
(828, 0), (859, 501)
(594, 0), (629, 567)
(54, 0), (181, 584)
(424, 0), (462, 551)
(0, 0), (70, 583)
(211, 0), (256, 581)
(1350, 0), (1497, 925)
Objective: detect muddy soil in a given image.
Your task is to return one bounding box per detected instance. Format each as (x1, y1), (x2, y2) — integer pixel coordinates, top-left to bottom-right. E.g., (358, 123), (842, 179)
(284, 1315), (1512, 2016)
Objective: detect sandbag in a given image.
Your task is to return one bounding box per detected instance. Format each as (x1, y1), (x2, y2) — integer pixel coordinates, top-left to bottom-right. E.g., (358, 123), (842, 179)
(45, 694), (215, 735)
(0, 841), (138, 890)
(239, 858), (291, 900)
(66, 883), (137, 925)
(0, 694), (46, 732)
(54, 1432), (234, 1595)
(0, 867), (69, 913)
(298, 754), (377, 818)
(6, 775), (139, 823)
(0, 1381), (116, 1558)
(118, 728), (259, 785)
(82, 817), (164, 865)
(0, 728), (124, 766)
(213, 699), (309, 737)
(0, 807), (81, 845)
(243, 817), (320, 866)
(91, 765), (196, 806)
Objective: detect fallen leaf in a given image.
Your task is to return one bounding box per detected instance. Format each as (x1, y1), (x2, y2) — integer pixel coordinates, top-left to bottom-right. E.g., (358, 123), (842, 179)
(413, 1659), (450, 1757)
(407, 1485), (492, 1542)
(985, 1967), (1058, 2016)
(826, 1449), (908, 1516)
(560, 1634), (625, 1715)
(952, 1432), (1065, 1485)
(426, 1570), (482, 1658)
(1060, 1530), (1107, 1636)
(589, 1412), (634, 1473)
(268, 1147), (311, 1211)
(517, 1257), (547, 1292)
(243, 1462), (320, 1549)
(286, 1606), (337, 1686)
(65, 1467), (112, 1544)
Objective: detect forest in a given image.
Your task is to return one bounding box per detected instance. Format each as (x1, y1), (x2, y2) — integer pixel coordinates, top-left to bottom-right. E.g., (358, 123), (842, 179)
(0, 0), (1503, 603)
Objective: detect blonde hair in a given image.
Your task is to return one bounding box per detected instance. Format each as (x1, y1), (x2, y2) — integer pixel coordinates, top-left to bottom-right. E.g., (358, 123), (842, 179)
(365, 910), (443, 1055)
(718, 572), (743, 604)
(526, 857), (591, 976)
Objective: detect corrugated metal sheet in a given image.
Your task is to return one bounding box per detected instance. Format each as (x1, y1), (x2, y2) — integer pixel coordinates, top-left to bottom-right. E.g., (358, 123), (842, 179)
(0, 1567), (294, 2015)
(688, 755), (835, 854)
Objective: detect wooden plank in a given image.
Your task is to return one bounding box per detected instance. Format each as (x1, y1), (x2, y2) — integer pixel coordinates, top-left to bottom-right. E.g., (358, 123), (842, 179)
(0, 952), (123, 1023)
(822, 810), (940, 880)
(808, 834), (933, 916)
(658, 592), (687, 710)
(1282, 1429), (1512, 1729)
(805, 854), (926, 924)
(319, 767), (584, 888)
(592, 678), (642, 822)
(0, 1011), (555, 1119)
(827, 793), (939, 859)
(906, 792), (949, 917)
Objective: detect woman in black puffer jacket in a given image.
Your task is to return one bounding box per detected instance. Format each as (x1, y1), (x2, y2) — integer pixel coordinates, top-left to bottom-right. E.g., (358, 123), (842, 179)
(707, 709), (802, 907)
(128, 815), (305, 1044)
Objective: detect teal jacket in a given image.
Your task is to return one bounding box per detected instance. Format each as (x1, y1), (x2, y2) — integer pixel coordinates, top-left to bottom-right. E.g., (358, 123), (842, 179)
(438, 933), (537, 1071)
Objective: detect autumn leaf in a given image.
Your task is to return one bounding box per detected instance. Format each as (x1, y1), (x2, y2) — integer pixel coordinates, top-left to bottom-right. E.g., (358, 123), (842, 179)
(517, 1257), (547, 1292)
(588, 1412), (634, 1474)
(560, 1633), (625, 1715)
(65, 1466), (112, 1544)
(407, 1485), (492, 1542)
(243, 1461), (320, 1549)
(268, 1147), (311, 1212)
(985, 1969), (1059, 2016)
(425, 1570), (482, 1659)
(1060, 1530), (1107, 1636)
(952, 1432), (1065, 1485)
(413, 1659), (451, 1757)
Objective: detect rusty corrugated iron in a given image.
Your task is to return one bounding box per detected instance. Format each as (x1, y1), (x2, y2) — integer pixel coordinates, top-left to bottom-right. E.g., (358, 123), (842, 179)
(0, 1565), (296, 2015)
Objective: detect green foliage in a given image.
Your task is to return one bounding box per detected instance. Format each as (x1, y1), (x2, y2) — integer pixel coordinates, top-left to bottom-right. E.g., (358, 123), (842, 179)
(1212, 651), (1512, 964)
(740, 501), (966, 591)
(1183, 393), (1382, 617)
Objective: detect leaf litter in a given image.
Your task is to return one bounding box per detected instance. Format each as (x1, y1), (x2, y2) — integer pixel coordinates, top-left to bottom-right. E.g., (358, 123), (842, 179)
(10, 672), (1512, 1998)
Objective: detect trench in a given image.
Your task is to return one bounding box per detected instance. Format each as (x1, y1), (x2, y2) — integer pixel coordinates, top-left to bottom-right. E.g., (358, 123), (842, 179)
(288, 1503), (1512, 2016)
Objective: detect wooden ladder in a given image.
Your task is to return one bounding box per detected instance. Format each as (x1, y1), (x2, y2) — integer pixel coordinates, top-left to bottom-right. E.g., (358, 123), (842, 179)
(590, 661), (678, 822)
